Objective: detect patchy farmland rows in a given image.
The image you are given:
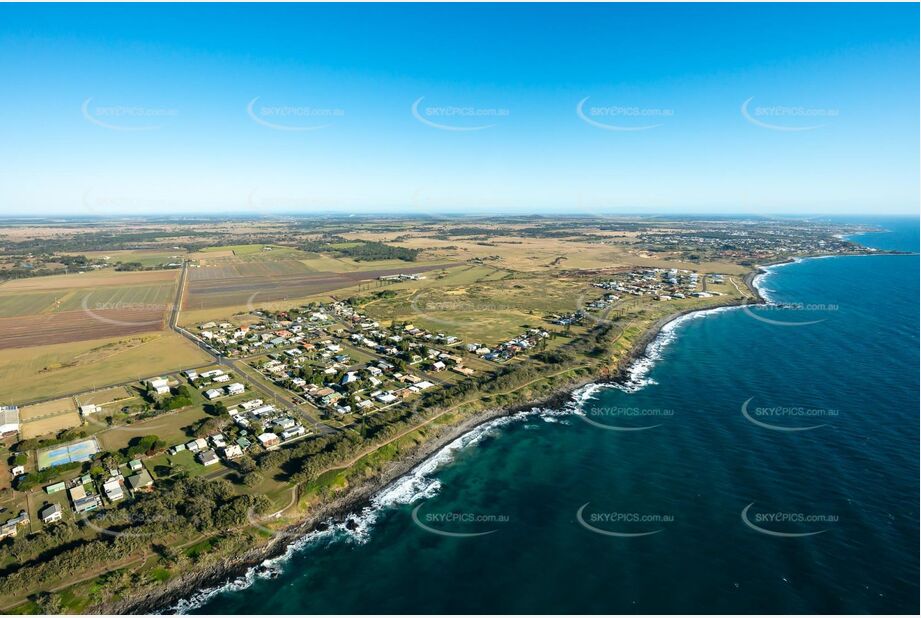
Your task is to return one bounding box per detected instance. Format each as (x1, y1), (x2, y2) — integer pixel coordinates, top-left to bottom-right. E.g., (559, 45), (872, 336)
(184, 263), (453, 310)
(0, 308), (167, 350)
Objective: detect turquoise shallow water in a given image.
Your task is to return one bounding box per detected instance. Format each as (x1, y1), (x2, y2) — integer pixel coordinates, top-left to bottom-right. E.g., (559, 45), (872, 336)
(186, 217), (919, 614)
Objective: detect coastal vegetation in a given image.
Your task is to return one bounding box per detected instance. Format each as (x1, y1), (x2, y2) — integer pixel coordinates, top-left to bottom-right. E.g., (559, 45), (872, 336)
(0, 214), (877, 613)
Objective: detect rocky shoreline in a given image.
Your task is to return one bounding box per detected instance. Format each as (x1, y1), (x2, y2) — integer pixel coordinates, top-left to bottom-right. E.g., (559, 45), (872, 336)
(104, 277), (768, 615)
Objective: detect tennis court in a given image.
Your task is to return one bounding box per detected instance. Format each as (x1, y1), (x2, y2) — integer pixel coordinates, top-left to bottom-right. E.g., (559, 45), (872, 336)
(37, 438), (100, 470)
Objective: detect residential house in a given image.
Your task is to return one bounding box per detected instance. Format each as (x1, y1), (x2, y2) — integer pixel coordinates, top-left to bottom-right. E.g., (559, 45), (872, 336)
(146, 377), (170, 396)
(198, 449), (219, 466)
(40, 503), (63, 524)
(257, 432), (280, 449)
(79, 404), (101, 416)
(222, 445), (243, 459)
(103, 478), (124, 502)
(126, 470), (154, 492)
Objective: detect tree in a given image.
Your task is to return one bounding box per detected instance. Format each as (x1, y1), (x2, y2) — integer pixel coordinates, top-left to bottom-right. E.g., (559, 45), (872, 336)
(31, 591), (62, 614)
(242, 470), (263, 488)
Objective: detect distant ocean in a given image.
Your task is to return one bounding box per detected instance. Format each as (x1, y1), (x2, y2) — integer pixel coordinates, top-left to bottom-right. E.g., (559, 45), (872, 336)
(181, 217), (919, 614)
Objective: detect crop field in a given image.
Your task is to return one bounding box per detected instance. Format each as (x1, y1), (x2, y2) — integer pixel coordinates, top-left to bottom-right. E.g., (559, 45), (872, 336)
(0, 307), (167, 350)
(199, 243), (271, 255)
(0, 332), (212, 404)
(0, 269), (178, 348)
(0, 290), (66, 317)
(0, 268), (178, 291)
(185, 261), (451, 311)
(0, 282), (175, 321)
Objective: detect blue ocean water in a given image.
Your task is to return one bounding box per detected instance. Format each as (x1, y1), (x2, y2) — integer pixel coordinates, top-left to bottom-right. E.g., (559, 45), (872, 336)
(187, 217), (919, 614)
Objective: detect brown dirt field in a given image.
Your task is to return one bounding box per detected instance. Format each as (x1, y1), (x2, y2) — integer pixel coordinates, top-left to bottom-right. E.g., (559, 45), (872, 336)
(74, 386), (133, 407)
(20, 412), (82, 439)
(0, 309), (166, 350)
(20, 397), (76, 421)
(0, 269), (177, 291)
(191, 250), (235, 261)
(184, 263), (452, 310)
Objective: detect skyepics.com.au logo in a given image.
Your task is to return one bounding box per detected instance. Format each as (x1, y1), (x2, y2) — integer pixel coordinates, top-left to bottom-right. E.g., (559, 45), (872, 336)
(576, 503), (674, 537)
(741, 398), (839, 432)
(80, 295), (169, 328)
(741, 97), (839, 131)
(247, 96), (345, 131)
(411, 502), (509, 538)
(82, 98), (178, 131)
(579, 405), (675, 432)
(741, 503), (838, 538)
(741, 301), (838, 327)
(408, 292), (505, 329)
(411, 96), (509, 131)
(80, 511), (186, 539)
(576, 97), (674, 131)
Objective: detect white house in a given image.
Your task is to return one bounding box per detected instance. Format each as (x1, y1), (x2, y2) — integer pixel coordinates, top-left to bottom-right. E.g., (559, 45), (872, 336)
(257, 432), (280, 449)
(40, 503), (62, 524)
(79, 404), (101, 416)
(222, 445), (244, 459)
(204, 388), (223, 400)
(147, 377), (170, 396)
(225, 383), (245, 396)
(103, 479), (124, 502)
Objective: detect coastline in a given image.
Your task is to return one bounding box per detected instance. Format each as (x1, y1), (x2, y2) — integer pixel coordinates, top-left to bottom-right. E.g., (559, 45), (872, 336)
(102, 276), (769, 615)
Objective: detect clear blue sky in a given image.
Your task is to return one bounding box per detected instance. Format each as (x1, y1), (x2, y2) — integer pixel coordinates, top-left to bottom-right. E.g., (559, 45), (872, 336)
(0, 3), (917, 216)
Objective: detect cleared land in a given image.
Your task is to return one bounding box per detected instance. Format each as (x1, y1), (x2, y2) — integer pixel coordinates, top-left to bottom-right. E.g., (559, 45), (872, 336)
(0, 269), (177, 347)
(185, 261), (451, 311)
(0, 269), (177, 291)
(20, 398), (81, 439)
(0, 332), (212, 404)
(0, 308), (167, 350)
(74, 385), (133, 406)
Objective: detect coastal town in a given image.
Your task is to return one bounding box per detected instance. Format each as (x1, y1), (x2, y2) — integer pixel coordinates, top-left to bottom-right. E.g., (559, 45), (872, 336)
(0, 214), (883, 613)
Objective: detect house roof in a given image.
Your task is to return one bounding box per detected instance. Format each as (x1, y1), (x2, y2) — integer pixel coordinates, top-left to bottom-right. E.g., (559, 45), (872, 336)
(126, 470), (153, 489)
(40, 503), (61, 517)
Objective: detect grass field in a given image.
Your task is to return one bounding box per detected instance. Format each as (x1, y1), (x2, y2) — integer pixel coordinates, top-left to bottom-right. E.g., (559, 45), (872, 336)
(356, 268), (586, 344)
(95, 405), (213, 452)
(200, 244), (271, 255)
(0, 332), (212, 405)
(66, 250), (186, 268)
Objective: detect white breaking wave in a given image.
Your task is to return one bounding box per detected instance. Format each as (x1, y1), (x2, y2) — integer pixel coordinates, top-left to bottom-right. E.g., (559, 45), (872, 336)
(167, 405), (570, 613)
(614, 304), (746, 393)
(166, 307), (738, 612)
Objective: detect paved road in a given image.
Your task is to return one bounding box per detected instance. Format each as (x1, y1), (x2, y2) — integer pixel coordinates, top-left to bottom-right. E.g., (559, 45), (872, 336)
(167, 262), (335, 436)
